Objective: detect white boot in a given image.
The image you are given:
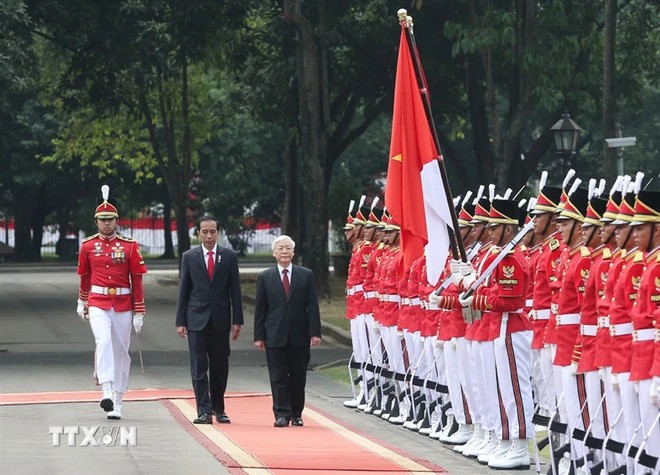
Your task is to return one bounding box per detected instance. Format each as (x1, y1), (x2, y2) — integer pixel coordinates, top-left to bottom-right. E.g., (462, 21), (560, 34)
(454, 423), (481, 453)
(343, 384), (364, 408)
(442, 423), (473, 445)
(107, 392), (123, 420)
(488, 438), (530, 469)
(100, 382), (114, 412)
(430, 413), (452, 439)
(466, 429), (497, 458)
(478, 438), (511, 464)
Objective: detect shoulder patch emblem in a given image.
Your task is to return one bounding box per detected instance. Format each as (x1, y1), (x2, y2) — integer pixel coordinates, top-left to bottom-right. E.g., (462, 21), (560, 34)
(580, 268), (590, 280)
(632, 275), (641, 290)
(503, 265), (515, 278)
(600, 272), (608, 285)
(655, 276), (660, 289)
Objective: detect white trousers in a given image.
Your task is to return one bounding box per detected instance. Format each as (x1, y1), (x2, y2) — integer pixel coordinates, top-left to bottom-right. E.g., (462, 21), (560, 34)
(444, 339), (467, 424)
(457, 338), (478, 424)
(381, 326), (405, 375)
(561, 366), (589, 460)
(350, 315), (370, 363)
(478, 340), (500, 434)
(533, 347), (554, 413)
(637, 379), (660, 461)
(88, 306), (132, 393)
(365, 314), (383, 367)
(494, 330), (534, 440)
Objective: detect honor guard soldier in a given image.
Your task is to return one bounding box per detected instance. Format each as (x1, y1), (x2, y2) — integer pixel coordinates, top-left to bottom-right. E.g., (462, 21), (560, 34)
(629, 189), (660, 465)
(459, 198), (534, 470)
(77, 185), (147, 420)
(608, 175), (646, 468)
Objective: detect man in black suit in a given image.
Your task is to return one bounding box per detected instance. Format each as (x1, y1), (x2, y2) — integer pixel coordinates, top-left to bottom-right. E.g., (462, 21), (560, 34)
(254, 235), (321, 427)
(176, 216), (243, 424)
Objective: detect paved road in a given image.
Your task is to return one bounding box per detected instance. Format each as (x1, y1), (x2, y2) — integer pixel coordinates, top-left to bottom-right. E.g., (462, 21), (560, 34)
(0, 269), (543, 475)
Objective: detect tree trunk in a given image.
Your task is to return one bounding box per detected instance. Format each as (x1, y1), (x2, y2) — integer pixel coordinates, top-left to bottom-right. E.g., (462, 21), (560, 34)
(281, 132), (300, 244)
(161, 189), (175, 259)
(465, 55), (495, 187)
(13, 187), (38, 261)
(283, 0), (330, 297)
(602, 0), (618, 181)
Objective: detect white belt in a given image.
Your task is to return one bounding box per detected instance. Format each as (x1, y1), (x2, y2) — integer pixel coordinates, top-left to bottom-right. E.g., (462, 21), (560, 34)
(525, 299), (533, 307)
(427, 302), (441, 311)
(632, 328), (656, 342)
(346, 284), (364, 296)
(401, 297), (411, 305)
(581, 324), (598, 336)
(411, 297), (421, 306)
(364, 291), (376, 299)
(556, 313), (580, 325)
(551, 303), (559, 315)
(535, 309), (551, 320)
(91, 285), (131, 296)
(379, 294), (400, 303)
(597, 316), (610, 328)
(610, 322), (633, 337)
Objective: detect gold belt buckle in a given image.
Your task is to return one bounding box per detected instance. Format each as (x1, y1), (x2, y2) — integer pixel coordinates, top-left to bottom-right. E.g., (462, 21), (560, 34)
(108, 287), (117, 295)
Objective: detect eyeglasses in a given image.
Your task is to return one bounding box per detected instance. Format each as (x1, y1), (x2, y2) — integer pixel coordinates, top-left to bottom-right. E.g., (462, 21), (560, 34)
(274, 246), (293, 252)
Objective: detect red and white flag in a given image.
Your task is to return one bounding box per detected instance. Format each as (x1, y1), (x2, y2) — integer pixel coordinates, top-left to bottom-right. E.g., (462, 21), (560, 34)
(385, 27), (454, 285)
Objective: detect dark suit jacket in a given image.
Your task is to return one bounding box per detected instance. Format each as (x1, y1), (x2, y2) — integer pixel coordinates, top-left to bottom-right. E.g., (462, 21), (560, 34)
(253, 265), (321, 348)
(175, 245), (243, 332)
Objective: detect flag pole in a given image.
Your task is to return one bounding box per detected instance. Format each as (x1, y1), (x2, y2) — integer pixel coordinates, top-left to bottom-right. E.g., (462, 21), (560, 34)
(397, 9), (467, 262)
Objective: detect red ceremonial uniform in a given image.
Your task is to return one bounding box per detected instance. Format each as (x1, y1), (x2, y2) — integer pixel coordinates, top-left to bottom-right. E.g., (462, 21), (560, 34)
(652, 306), (660, 377)
(345, 240), (365, 319)
(629, 246), (660, 381)
(609, 249), (645, 374)
(594, 248), (625, 368)
(362, 242), (387, 316)
(552, 244), (591, 367)
(77, 233), (147, 313)
(471, 246), (531, 335)
(532, 233), (562, 349)
(377, 247), (402, 327)
(574, 245), (611, 372)
(465, 241), (495, 341)
(405, 255), (425, 333)
(372, 245), (393, 324)
(543, 239), (565, 345)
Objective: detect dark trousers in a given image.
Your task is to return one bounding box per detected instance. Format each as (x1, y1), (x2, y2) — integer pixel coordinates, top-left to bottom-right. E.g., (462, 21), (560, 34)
(266, 343), (310, 420)
(187, 321), (230, 416)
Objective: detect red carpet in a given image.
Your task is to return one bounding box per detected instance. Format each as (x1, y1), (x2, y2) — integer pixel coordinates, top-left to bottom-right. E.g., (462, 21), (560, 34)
(2, 389), (445, 473)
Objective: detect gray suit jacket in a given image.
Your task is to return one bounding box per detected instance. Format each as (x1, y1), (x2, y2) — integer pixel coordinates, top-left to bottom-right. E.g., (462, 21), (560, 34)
(175, 245), (243, 332)
(253, 265), (321, 347)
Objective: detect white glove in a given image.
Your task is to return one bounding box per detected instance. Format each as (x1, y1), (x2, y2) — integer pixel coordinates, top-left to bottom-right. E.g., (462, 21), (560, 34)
(651, 376), (659, 407)
(397, 330), (405, 340)
(598, 367), (607, 382)
(459, 261), (475, 276)
(570, 362), (579, 376)
(372, 321), (381, 333)
(428, 291), (441, 305)
(611, 372), (620, 391)
(450, 337), (458, 350)
(133, 314), (144, 334)
(461, 273), (477, 290)
(450, 259), (461, 285)
(435, 339), (444, 348)
(458, 293), (474, 308)
(76, 299), (88, 322)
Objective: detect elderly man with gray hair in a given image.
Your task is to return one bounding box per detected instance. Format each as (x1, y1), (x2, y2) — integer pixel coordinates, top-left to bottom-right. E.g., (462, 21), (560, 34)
(254, 235), (322, 428)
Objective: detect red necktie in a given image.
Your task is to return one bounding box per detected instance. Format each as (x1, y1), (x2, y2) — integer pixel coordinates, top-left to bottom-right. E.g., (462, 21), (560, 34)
(282, 268), (290, 297)
(207, 250), (215, 279)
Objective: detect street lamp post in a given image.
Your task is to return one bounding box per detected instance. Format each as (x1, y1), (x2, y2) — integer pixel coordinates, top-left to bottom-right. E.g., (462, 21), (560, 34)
(551, 112), (582, 175)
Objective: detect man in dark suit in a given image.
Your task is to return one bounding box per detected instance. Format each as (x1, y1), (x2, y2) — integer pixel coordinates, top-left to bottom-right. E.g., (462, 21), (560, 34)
(176, 216), (243, 424)
(254, 235), (321, 427)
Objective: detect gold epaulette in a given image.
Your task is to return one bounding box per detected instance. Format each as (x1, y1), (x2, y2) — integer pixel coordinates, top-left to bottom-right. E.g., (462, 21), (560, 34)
(657, 252), (660, 263)
(491, 247), (502, 255)
(519, 244), (528, 252)
(633, 251), (644, 263)
(549, 239), (561, 251)
(117, 234), (136, 242)
(580, 246), (590, 257)
(602, 248), (612, 259)
(82, 233), (99, 242)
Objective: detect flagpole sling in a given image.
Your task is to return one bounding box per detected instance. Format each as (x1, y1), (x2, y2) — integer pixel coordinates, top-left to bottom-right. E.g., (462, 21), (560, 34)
(397, 9), (467, 262)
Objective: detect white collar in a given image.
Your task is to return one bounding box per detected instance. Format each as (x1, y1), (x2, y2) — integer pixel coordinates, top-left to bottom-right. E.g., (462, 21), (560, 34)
(277, 264), (292, 274)
(202, 244), (217, 256)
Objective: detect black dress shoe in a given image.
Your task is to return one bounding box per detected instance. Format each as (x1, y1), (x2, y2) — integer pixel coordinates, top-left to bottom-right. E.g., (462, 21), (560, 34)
(193, 413), (213, 424)
(291, 417), (303, 427)
(215, 411), (231, 423)
(273, 417), (289, 427)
